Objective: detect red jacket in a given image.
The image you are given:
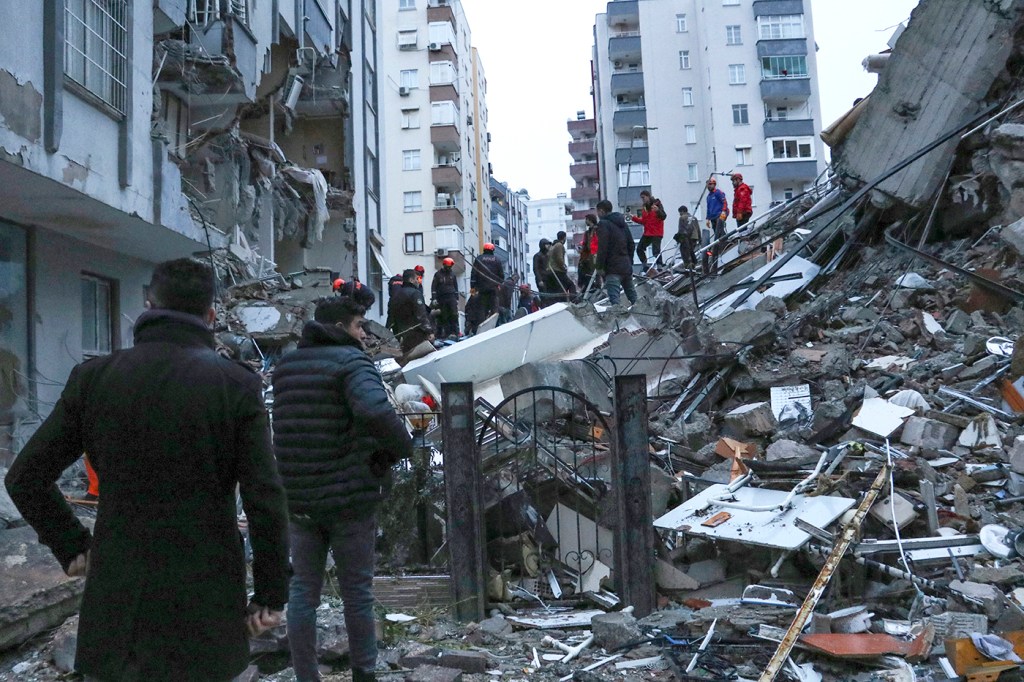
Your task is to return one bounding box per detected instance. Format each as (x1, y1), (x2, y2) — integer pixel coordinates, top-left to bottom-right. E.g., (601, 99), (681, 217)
(630, 204), (665, 237)
(733, 183), (752, 220)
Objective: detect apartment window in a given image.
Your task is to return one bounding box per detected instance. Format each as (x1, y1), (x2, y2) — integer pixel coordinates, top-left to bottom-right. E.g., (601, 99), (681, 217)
(762, 55), (808, 79)
(160, 92), (188, 158)
(618, 163), (650, 186)
(64, 0), (129, 115)
(431, 100), (457, 126)
(402, 149), (421, 171)
(758, 14), (805, 40)
(397, 29), (418, 50)
(399, 0), (415, 8)
(403, 191), (423, 212)
(682, 87), (694, 107)
(676, 13), (687, 32)
(404, 233), (424, 253)
(736, 146), (753, 166)
(400, 69), (419, 89)
(679, 50), (690, 70)
(430, 61), (456, 85)
(729, 64), (746, 85)
(766, 105), (789, 120)
(769, 137), (814, 160)
(428, 21), (456, 46)
(366, 150), (379, 195)
(726, 25), (742, 45)
(536, 209), (542, 217)
(784, 187), (795, 200)
(401, 108), (420, 129)
(687, 163), (699, 182)
(732, 104), (749, 125)
(685, 125), (697, 144)
(81, 274), (114, 355)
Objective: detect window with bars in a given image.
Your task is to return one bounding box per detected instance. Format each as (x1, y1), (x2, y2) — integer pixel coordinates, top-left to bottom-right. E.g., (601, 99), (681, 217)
(81, 274), (115, 355)
(726, 25), (742, 45)
(188, 0), (251, 26)
(758, 15), (805, 40)
(761, 55), (808, 79)
(64, 0), (128, 115)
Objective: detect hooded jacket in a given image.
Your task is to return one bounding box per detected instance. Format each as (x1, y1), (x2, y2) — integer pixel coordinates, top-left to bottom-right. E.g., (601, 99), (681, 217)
(596, 212), (636, 277)
(471, 252), (505, 291)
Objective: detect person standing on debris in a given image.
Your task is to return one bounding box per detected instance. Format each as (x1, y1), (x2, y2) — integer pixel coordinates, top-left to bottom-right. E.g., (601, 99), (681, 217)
(631, 190), (666, 272)
(389, 269), (435, 354)
(517, 283), (539, 315)
(595, 199), (638, 306)
(464, 288), (485, 335)
(5, 258), (291, 682)
(470, 243), (505, 320)
(545, 231), (577, 304)
(497, 273), (519, 325)
(533, 239), (551, 307)
(577, 215), (600, 293)
(430, 257), (460, 339)
(384, 273), (404, 331)
(731, 173), (752, 229)
(674, 205), (700, 269)
(273, 296), (414, 682)
(336, 277), (377, 310)
(704, 178), (729, 275)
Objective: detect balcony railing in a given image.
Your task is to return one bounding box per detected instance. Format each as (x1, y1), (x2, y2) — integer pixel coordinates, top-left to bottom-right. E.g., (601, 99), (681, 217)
(570, 162), (599, 181)
(760, 77), (811, 100)
(766, 159), (818, 182)
(612, 107), (647, 133)
(763, 118), (815, 138)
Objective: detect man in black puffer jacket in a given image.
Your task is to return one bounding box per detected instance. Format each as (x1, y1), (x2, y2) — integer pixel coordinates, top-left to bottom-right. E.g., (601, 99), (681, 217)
(595, 199), (638, 305)
(389, 269), (435, 354)
(273, 297), (413, 682)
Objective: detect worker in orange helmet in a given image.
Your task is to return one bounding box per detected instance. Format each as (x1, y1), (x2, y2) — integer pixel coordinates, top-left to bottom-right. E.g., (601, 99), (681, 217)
(430, 257), (460, 338)
(413, 264), (426, 292)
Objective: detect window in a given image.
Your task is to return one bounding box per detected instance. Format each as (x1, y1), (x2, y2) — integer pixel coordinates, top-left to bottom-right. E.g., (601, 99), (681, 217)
(536, 209), (542, 217)
(758, 15), (805, 40)
(404, 233), (424, 253)
(160, 92), (188, 158)
(400, 69), (418, 88)
(766, 105), (789, 120)
(431, 101), (457, 126)
(769, 137), (814, 160)
(729, 64), (746, 85)
(682, 87), (694, 107)
(64, 0), (129, 115)
(81, 274), (114, 355)
(761, 56), (808, 79)
(402, 149), (421, 171)
(732, 104), (749, 125)
(685, 125), (696, 144)
(736, 146), (752, 166)
(676, 13), (687, 32)
(617, 163), (650, 186)
(784, 188), (795, 200)
(428, 21), (456, 46)
(403, 191), (423, 212)
(399, 0), (415, 8)
(726, 25), (742, 45)
(397, 29), (418, 49)
(679, 50), (691, 69)
(430, 61), (455, 85)
(687, 163), (699, 182)
(401, 108), (420, 129)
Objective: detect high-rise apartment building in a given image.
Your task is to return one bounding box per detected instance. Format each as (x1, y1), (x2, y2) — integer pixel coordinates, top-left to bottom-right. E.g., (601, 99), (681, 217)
(593, 0), (826, 219)
(381, 0), (490, 299)
(526, 196), (573, 285)
(489, 178), (529, 280)
(568, 112), (600, 252)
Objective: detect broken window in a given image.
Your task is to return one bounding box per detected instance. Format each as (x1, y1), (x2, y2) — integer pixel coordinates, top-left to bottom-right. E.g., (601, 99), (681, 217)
(732, 103), (749, 125)
(403, 233), (424, 253)
(0, 222), (28, 425)
(64, 0), (128, 115)
(725, 25), (742, 45)
(761, 55), (807, 79)
(729, 63), (746, 85)
(758, 14), (805, 40)
(81, 274), (115, 356)
(769, 137), (814, 160)
(403, 191), (423, 213)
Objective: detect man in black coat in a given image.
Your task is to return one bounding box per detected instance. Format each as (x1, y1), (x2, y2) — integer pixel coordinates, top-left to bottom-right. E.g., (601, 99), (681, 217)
(430, 257), (460, 338)
(389, 269), (435, 354)
(533, 239), (551, 306)
(4, 259), (290, 682)
(595, 199), (638, 305)
(470, 243), (505, 319)
(273, 297), (414, 682)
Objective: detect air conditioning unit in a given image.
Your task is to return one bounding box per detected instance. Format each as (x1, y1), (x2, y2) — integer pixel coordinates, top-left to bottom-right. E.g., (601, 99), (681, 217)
(613, 61), (622, 68)
(435, 248), (447, 257)
(428, 42), (441, 51)
(399, 86), (410, 96)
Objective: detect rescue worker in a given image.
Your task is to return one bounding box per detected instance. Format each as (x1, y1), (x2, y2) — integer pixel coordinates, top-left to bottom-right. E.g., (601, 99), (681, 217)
(731, 173), (753, 229)
(631, 190), (666, 272)
(533, 239), (551, 306)
(430, 257), (460, 339)
(389, 269), (435, 354)
(704, 178), (729, 275)
(470, 243), (505, 320)
(545, 231), (576, 303)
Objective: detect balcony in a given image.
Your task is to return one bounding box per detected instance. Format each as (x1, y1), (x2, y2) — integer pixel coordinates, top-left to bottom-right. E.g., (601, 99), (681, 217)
(430, 84), (459, 103)
(434, 205), (465, 228)
(432, 164), (463, 188)
(427, 2), (456, 27)
(568, 139), (596, 159)
(612, 106), (646, 133)
(760, 77), (811, 101)
(763, 118), (815, 138)
(766, 160), (818, 182)
(304, 0), (332, 55)
(608, 35), (642, 62)
(570, 161), (599, 182)
(618, 185), (650, 209)
(154, 0), (187, 33)
(610, 71), (645, 97)
(756, 38), (808, 58)
(190, 16), (259, 100)
(431, 124), (461, 152)
(615, 146), (648, 165)
(571, 186), (600, 201)
(428, 43), (459, 69)
(752, 0), (805, 17)
(607, 0), (639, 27)
(568, 118), (596, 138)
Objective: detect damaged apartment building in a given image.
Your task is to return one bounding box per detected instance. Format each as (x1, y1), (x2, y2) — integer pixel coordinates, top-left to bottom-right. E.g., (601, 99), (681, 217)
(0, 0), (384, 462)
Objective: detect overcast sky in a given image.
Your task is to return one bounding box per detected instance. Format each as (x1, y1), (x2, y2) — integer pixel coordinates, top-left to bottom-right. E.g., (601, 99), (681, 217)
(461, 0), (919, 199)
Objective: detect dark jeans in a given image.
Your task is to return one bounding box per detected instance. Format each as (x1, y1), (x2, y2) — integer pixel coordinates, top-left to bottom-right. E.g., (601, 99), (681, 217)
(702, 219), (726, 275)
(636, 235), (662, 266)
(545, 271), (576, 303)
(436, 296), (458, 337)
(477, 288), (498, 319)
(604, 273), (637, 305)
(676, 235), (697, 268)
(288, 514), (378, 682)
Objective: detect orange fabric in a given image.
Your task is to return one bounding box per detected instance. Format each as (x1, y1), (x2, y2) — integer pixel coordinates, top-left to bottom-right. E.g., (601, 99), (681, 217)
(84, 454), (99, 497)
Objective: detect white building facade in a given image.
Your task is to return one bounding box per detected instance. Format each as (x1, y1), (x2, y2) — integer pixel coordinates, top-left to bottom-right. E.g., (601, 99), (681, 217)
(525, 196), (573, 286)
(593, 0), (827, 220)
(380, 0), (490, 300)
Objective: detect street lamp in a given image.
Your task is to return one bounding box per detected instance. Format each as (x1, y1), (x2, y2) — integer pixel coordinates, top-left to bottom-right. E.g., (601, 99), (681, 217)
(624, 124), (657, 213)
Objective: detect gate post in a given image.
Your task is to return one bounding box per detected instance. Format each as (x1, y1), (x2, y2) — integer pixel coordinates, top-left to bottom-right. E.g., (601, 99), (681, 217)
(612, 374), (656, 617)
(441, 382), (486, 622)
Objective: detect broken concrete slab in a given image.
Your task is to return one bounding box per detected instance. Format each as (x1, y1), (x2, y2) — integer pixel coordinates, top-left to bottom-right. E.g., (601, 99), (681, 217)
(1002, 217), (1024, 257)
(959, 414), (1003, 450)
(766, 439), (819, 462)
(722, 402), (778, 437)
(949, 580), (1006, 620)
(1010, 436), (1024, 474)
(709, 309), (777, 347)
(50, 615), (77, 673)
(405, 665), (463, 682)
(591, 611), (641, 651)
(655, 559), (701, 591)
(900, 416), (960, 450)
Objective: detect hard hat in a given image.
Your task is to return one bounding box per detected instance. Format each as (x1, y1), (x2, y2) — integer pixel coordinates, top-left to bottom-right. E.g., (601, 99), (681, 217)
(414, 264), (425, 274)
(519, 284), (530, 293)
(732, 173), (743, 182)
(332, 277), (345, 291)
(483, 243), (495, 251)
(443, 257), (455, 266)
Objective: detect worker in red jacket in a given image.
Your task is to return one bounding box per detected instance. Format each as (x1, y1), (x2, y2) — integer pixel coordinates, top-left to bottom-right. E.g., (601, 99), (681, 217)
(731, 173), (753, 228)
(631, 190), (666, 272)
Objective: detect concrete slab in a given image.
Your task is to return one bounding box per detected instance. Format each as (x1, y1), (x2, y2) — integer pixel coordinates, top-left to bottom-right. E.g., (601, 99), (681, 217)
(704, 255), (820, 320)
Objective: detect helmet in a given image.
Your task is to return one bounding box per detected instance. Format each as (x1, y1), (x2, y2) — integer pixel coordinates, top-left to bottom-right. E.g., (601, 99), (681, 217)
(483, 243), (495, 251)
(732, 173), (743, 182)
(414, 264), (425, 274)
(442, 257), (455, 267)
(332, 277), (345, 291)
(519, 284), (530, 293)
